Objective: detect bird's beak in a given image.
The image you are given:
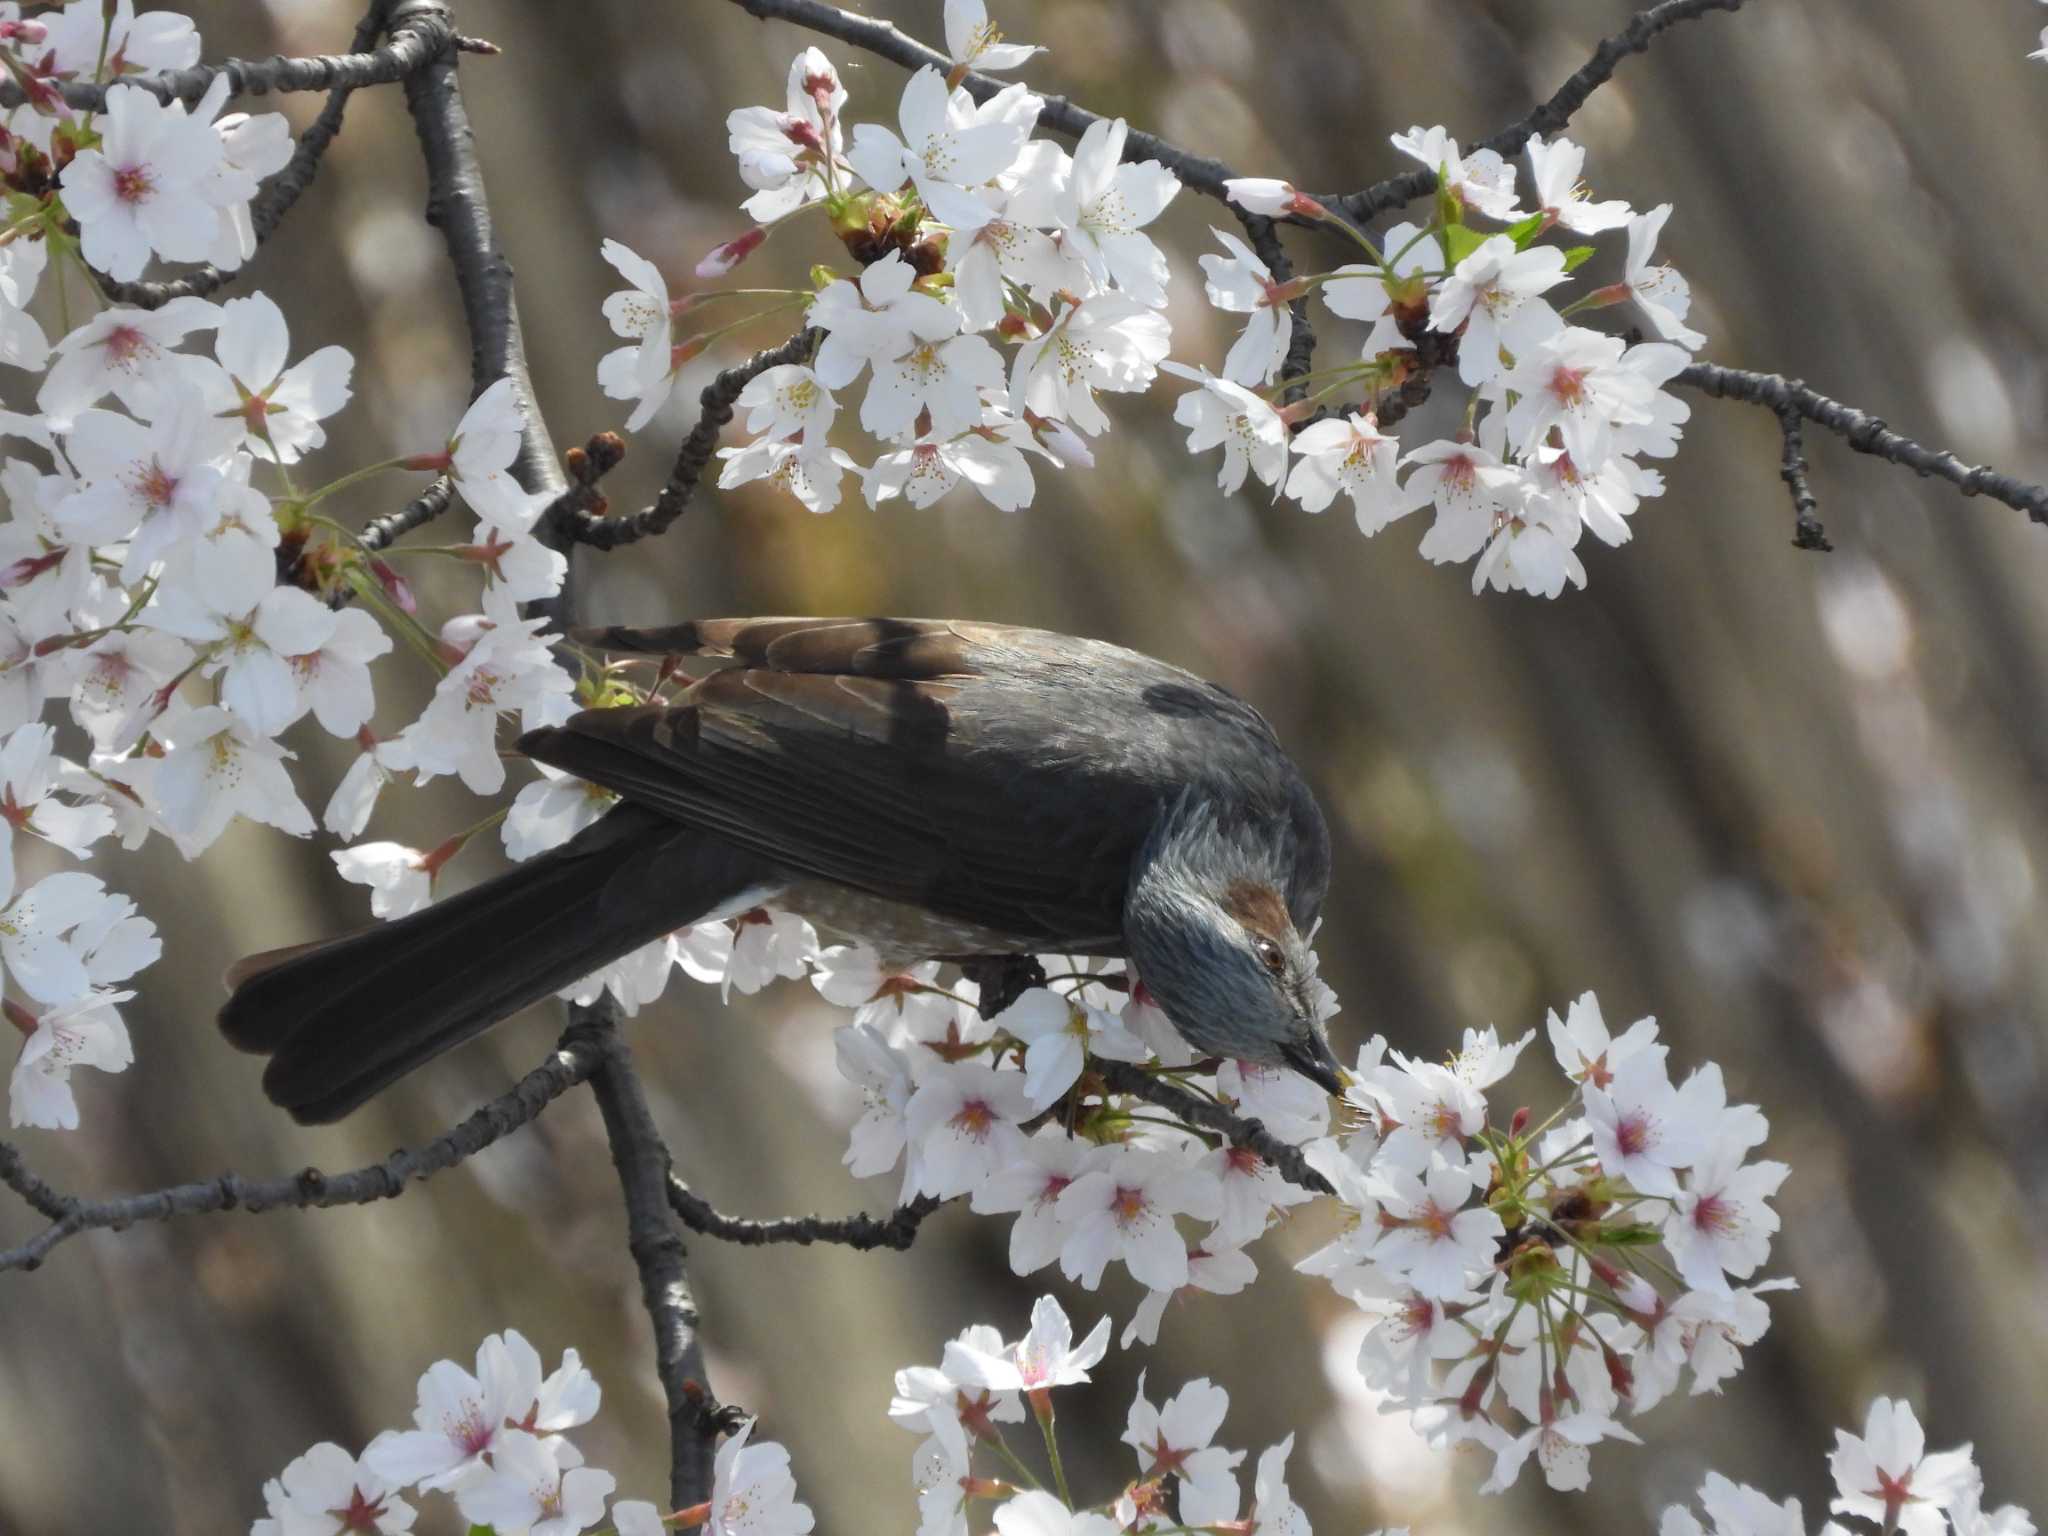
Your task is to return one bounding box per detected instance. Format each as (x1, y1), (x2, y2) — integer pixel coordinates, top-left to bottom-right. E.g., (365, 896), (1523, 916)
(1279, 1030), (1348, 1097)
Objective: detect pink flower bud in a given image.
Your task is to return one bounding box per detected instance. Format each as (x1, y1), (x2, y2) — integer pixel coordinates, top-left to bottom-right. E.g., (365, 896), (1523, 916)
(696, 226), (767, 279)
(369, 557), (416, 615)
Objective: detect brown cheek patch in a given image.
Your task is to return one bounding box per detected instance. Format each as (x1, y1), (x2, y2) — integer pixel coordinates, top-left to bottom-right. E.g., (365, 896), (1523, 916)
(1221, 879), (1293, 943)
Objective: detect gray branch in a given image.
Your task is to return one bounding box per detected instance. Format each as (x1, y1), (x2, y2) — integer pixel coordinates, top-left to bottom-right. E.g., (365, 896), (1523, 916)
(562, 329), (818, 549)
(0, 1027), (604, 1273)
(2, 6), (458, 111)
(667, 1177), (946, 1251)
(585, 1010), (732, 1509)
(1676, 363), (2048, 530)
(1319, 0), (1750, 225)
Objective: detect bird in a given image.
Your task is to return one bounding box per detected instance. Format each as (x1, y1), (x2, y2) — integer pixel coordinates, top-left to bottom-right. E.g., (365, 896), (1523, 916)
(219, 616), (1343, 1124)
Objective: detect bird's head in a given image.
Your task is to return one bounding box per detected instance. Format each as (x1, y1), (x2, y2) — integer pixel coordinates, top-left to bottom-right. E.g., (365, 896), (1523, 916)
(1123, 796), (1345, 1094)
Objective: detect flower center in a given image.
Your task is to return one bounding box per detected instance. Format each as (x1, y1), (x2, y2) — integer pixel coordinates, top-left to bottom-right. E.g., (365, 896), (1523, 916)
(111, 163), (154, 204)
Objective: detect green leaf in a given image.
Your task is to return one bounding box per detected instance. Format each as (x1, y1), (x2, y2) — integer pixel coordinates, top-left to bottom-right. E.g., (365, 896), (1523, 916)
(1561, 245), (1597, 274)
(1442, 224), (1489, 266)
(1504, 212), (1548, 249)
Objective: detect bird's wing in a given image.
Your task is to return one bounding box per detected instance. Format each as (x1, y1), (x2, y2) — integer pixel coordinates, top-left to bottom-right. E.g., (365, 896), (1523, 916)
(524, 618), (1143, 949)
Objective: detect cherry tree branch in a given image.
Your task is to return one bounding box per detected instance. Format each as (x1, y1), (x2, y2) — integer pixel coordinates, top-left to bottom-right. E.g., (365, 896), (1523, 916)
(1090, 1060), (1334, 1196)
(399, 10), (724, 1509)
(360, 474), (457, 552)
(95, 1), (411, 309)
(3, 6), (460, 112)
(0, 1026), (604, 1273)
(561, 328), (819, 549)
(585, 1008), (734, 1509)
(1319, 0), (1750, 224)
(667, 1177), (946, 1251)
(1675, 363), (2048, 530)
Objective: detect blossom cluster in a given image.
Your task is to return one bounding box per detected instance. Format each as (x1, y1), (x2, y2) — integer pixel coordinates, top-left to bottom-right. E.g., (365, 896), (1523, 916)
(1667, 1397), (2032, 1536)
(1289, 991), (1795, 1491)
(529, 873), (1794, 1500)
(0, 4), (611, 1126)
(617, 0), (1705, 595)
(893, 1291), (1376, 1536)
(247, 1327), (814, 1536)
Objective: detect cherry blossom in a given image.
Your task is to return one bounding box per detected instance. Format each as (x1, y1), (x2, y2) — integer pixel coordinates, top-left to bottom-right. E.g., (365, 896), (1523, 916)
(8, 987), (134, 1129)
(1428, 235), (1568, 387)
(1123, 1374), (1244, 1508)
(59, 390), (239, 581)
(1623, 203), (1708, 349)
(1525, 134), (1633, 234)
(251, 1443), (415, 1536)
(727, 48), (849, 223)
(1369, 1156), (1504, 1299)
(849, 68), (1038, 229)
(810, 251), (960, 389)
(1829, 1398), (1979, 1536)
(1057, 117), (1181, 305)
(944, 0), (1042, 72)
(183, 292), (353, 463)
(1198, 227), (1295, 387)
(1161, 363), (1289, 495)
(861, 330), (1006, 441)
(597, 239), (678, 432)
(60, 84), (223, 280)
(332, 842), (434, 921)
(1056, 1142), (1222, 1291)
(36, 297), (221, 431)
(718, 432), (860, 513)
(1010, 292), (1172, 435)
(454, 1430), (613, 1536)
(149, 704), (315, 851)
(905, 1061), (1033, 1199)
(1285, 412), (1424, 533)
(704, 1418), (815, 1536)
(736, 363), (838, 440)
(951, 1293), (1110, 1394)
(1391, 124), (1520, 220)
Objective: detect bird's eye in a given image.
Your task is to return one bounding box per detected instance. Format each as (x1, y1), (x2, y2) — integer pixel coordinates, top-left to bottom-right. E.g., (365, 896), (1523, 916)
(1253, 935), (1287, 975)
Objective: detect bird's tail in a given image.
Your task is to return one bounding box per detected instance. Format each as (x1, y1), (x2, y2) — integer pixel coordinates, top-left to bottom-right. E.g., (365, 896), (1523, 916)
(219, 805), (776, 1124)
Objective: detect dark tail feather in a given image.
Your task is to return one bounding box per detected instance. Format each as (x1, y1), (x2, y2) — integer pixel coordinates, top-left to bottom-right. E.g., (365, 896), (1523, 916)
(219, 805), (777, 1124)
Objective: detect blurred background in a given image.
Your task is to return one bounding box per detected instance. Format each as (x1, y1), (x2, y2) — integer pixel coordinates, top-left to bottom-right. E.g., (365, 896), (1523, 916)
(4, 0), (2048, 1530)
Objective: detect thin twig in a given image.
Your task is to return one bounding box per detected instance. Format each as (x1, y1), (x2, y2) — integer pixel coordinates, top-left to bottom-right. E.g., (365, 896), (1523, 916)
(1090, 1059), (1333, 1196)
(584, 1008), (733, 1510)
(668, 1178), (945, 1251)
(0, 1028), (604, 1273)
(1322, 0), (1748, 224)
(1774, 401), (1831, 552)
(563, 330), (817, 549)
(95, 1), (410, 309)
(1677, 362), (2048, 529)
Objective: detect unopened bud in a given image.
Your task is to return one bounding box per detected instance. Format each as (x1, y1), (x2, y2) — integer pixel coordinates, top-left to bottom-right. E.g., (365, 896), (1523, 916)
(1508, 1105), (1531, 1139)
(696, 225), (767, 279)
(670, 333), (710, 373)
(0, 550), (64, 589)
(368, 557), (416, 615)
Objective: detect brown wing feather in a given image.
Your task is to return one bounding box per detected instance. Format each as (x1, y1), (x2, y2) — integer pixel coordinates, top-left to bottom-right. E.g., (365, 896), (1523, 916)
(521, 620), (1135, 948)
(569, 616), (1015, 678)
